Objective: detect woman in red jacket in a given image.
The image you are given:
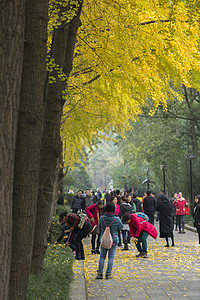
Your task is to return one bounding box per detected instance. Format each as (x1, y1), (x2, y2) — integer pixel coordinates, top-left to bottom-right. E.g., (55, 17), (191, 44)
(86, 200), (104, 254)
(173, 192), (188, 233)
(122, 213), (158, 258)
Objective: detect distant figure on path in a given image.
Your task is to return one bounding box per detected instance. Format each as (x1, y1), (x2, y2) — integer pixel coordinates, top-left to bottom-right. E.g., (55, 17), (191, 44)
(173, 192), (188, 233)
(143, 190), (156, 225)
(193, 195), (200, 246)
(157, 194), (175, 247)
(57, 189), (64, 205)
(132, 193), (142, 212)
(85, 189), (95, 208)
(71, 190), (85, 213)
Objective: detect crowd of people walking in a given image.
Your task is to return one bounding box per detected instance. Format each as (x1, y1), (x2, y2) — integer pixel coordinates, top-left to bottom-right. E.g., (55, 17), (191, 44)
(55, 188), (200, 279)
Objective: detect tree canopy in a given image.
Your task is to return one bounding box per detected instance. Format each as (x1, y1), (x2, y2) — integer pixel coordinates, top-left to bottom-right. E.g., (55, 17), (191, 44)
(61, 0), (200, 168)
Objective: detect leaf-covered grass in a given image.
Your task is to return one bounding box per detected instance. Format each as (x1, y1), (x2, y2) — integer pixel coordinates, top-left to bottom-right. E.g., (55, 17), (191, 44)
(27, 244), (74, 299)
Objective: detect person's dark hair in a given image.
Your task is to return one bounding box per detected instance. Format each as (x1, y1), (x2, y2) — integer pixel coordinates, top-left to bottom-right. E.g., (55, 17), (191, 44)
(110, 191), (114, 197)
(77, 189), (82, 193)
(97, 200), (104, 206)
(146, 190), (151, 196)
(104, 202), (115, 212)
(116, 189), (120, 195)
(133, 193), (138, 198)
(160, 194), (168, 202)
(86, 188), (91, 191)
(195, 195), (200, 202)
(110, 195), (117, 202)
(121, 196), (128, 203)
(121, 213), (131, 223)
(59, 211), (68, 220)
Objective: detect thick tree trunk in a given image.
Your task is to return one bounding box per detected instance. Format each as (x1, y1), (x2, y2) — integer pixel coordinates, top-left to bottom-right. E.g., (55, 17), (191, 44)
(31, 11), (82, 274)
(49, 159), (60, 227)
(9, 1), (49, 299)
(0, 2), (25, 299)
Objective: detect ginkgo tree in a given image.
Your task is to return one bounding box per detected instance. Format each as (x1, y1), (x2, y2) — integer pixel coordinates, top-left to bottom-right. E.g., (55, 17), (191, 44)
(3, 1), (200, 298)
(61, 0), (200, 168)
(31, 0), (200, 286)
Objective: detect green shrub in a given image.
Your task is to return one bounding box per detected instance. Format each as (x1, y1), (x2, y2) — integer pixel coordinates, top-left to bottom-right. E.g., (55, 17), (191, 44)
(56, 204), (71, 216)
(27, 244), (74, 300)
(185, 214), (194, 227)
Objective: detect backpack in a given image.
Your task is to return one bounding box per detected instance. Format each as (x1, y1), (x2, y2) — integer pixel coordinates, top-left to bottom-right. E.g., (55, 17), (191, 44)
(101, 216), (117, 249)
(136, 212), (149, 222)
(76, 209), (87, 229)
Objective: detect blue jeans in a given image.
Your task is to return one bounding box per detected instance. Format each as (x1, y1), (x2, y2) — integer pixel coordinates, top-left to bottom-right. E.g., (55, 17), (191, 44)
(98, 245), (117, 274)
(135, 231), (149, 253)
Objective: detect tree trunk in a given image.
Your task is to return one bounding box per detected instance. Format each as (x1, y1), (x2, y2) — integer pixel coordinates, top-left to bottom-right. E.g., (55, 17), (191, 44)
(49, 159), (60, 226)
(9, 1), (49, 299)
(0, 2), (25, 298)
(31, 10), (82, 274)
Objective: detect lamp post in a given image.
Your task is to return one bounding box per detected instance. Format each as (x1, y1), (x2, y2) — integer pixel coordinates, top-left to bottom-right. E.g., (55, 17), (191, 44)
(160, 161), (167, 194)
(142, 166), (151, 189)
(146, 166), (149, 189)
(185, 152), (195, 216)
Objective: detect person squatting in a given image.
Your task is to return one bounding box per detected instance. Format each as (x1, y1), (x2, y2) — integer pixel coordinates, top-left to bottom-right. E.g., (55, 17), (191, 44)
(55, 189), (197, 279)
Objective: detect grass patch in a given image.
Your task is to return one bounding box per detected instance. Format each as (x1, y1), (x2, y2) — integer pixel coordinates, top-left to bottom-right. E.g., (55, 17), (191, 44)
(27, 244), (74, 299)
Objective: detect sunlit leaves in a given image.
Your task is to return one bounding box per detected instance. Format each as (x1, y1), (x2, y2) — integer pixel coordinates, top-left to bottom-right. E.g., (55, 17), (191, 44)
(58, 0), (200, 167)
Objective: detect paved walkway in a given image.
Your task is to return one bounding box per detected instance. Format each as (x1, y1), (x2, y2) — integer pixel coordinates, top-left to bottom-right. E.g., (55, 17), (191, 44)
(70, 224), (200, 300)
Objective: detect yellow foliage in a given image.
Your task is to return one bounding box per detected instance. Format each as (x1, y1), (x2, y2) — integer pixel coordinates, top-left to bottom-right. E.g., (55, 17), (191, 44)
(56, 0), (200, 167)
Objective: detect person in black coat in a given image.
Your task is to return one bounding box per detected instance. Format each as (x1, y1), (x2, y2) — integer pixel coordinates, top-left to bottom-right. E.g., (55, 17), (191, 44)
(193, 195), (200, 246)
(157, 194), (174, 247)
(104, 190), (111, 204)
(57, 189), (64, 205)
(132, 193), (142, 212)
(118, 196), (132, 250)
(143, 190), (156, 225)
(71, 190), (85, 213)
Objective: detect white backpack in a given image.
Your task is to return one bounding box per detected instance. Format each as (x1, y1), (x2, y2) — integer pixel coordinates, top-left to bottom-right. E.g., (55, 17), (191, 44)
(101, 216), (116, 249)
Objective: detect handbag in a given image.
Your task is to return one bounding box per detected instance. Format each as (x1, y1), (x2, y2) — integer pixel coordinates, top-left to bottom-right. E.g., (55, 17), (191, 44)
(76, 209), (87, 229)
(92, 222), (100, 235)
(185, 206), (190, 215)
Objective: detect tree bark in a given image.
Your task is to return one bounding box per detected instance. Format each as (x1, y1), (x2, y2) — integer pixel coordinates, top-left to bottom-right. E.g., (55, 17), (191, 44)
(0, 1), (25, 299)
(9, 1), (49, 299)
(49, 159), (60, 226)
(31, 9), (82, 274)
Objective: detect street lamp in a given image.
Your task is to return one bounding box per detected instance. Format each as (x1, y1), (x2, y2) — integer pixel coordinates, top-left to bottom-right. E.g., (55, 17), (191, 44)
(185, 152), (195, 215)
(142, 166), (153, 189)
(160, 161), (167, 194)
(146, 166), (149, 189)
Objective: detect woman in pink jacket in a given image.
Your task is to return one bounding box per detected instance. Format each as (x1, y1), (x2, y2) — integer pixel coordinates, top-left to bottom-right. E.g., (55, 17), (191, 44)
(122, 213), (158, 258)
(173, 192), (188, 234)
(86, 200), (104, 254)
